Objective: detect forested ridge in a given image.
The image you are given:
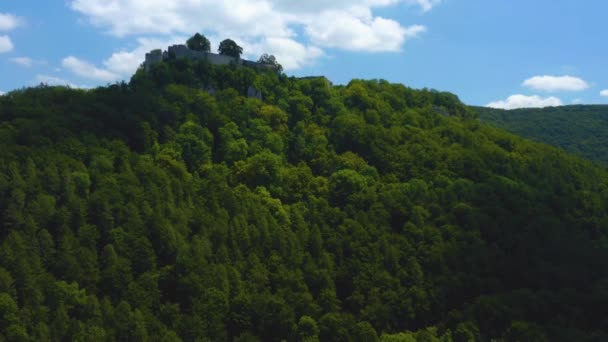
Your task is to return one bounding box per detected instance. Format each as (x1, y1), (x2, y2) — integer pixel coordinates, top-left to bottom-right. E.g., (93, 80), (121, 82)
(1, 58), (608, 342)
(476, 105), (608, 166)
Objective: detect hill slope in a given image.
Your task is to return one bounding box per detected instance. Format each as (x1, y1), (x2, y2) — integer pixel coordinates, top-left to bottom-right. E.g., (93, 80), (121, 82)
(1, 60), (608, 341)
(475, 105), (608, 165)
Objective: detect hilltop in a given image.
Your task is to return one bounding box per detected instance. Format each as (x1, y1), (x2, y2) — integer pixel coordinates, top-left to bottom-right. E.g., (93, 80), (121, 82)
(0, 55), (607, 341)
(476, 105), (608, 166)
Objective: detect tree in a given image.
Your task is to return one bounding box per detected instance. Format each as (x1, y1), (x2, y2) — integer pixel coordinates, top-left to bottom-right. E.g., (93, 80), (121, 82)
(297, 316), (320, 341)
(258, 53), (283, 72)
(186, 33), (211, 52)
(218, 39), (243, 59)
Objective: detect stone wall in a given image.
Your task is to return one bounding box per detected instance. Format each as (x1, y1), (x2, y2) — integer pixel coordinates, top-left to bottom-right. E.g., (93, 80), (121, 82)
(143, 45), (282, 103)
(206, 53), (238, 65)
(144, 44), (269, 70)
(247, 86), (262, 100)
(144, 50), (163, 71)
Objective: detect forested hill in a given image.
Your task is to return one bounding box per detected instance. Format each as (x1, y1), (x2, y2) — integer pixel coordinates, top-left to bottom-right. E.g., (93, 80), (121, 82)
(475, 105), (608, 166)
(1, 58), (608, 342)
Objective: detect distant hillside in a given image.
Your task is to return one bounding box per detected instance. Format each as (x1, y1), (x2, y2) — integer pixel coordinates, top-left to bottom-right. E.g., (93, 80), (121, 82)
(475, 105), (608, 165)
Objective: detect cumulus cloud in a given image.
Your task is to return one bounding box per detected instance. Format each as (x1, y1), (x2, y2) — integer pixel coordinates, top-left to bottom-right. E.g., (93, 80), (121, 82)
(62, 56), (121, 82)
(64, 36), (324, 83)
(0, 35), (13, 53)
(304, 7), (425, 52)
(69, 0), (432, 39)
(69, 0), (433, 64)
(0, 13), (22, 31)
(243, 37), (325, 70)
(487, 94), (563, 110)
(63, 0), (439, 82)
(60, 36), (186, 82)
(71, 0), (291, 38)
(522, 75), (589, 92)
(0, 13), (23, 54)
(67, 32), (326, 82)
(601, 89), (608, 97)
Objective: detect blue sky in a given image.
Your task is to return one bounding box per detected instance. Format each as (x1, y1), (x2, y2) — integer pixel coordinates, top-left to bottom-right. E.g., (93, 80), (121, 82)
(1, 0), (607, 108)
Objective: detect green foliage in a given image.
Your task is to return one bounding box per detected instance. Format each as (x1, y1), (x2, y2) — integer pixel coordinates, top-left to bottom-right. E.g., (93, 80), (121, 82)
(258, 53), (283, 73)
(297, 315), (320, 341)
(187, 32), (211, 52)
(218, 39), (244, 59)
(0, 61), (607, 341)
(476, 105), (608, 165)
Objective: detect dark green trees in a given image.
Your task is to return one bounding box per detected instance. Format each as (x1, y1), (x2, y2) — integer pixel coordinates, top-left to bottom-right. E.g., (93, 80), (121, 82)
(187, 33), (211, 52)
(218, 39), (243, 58)
(1, 58), (608, 341)
(258, 53), (283, 72)
(476, 104), (608, 165)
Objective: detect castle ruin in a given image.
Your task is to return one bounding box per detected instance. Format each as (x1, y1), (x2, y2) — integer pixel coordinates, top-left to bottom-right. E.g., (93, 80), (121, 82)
(144, 44), (282, 101)
(144, 44), (272, 71)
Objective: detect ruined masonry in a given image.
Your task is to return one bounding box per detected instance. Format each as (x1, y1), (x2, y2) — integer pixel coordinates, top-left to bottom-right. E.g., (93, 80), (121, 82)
(144, 44), (270, 100)
(144, 45), (270, 71)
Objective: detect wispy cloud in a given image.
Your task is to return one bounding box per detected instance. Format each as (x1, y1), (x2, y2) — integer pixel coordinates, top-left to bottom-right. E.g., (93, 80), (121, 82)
(487, 94), (563, 110)
(522, 75), (590, 92)
(406, 0), (441, 12)
(34, 74), (89, 89)
(600, 89), (608, 97)
(9, 57), (47, 68)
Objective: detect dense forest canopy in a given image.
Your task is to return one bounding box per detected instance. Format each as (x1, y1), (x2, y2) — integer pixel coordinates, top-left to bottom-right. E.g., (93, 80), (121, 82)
(1, 57), (608, 341)
(476, 105), (608, 166)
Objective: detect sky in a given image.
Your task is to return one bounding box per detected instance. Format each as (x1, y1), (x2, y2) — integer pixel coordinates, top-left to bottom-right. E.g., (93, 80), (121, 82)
(1, 0), (607, 108)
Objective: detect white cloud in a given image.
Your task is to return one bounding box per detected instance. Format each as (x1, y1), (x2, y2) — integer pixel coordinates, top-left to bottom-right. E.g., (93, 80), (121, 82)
(61, 36), (187, 82)
(68, 0), (434, 38)
(0, 90), (4, 96)
(522, 75), (590, 92)
(405, 0), (441, 12)
(104, 36), (189, 75)
(243, 37), (325, 70)
(63, 33), (325, 81)
(600, 89), (608, 97)
(0, 13), (22, 31)
(62, 0), (439, 83)
(34, 74), (88, 89)
(10, 57), (33, 67)
(62, 56), (120, 82)
(0, 13), (21, 54)
(487, 94), (563, 110)
(0, 35), (13, 53)
(69, 0), (434, 70)
(272, 0), (400, 13)
(9, 57), (46, 68)
(304, 7), (425, 52)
